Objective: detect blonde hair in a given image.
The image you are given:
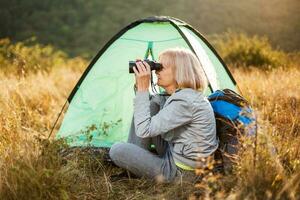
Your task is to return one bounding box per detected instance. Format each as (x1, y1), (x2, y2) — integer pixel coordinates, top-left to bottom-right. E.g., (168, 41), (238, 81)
(158, 47), (207, 91)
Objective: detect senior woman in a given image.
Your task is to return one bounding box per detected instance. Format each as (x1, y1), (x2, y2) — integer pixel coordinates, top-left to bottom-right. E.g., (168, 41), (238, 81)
(109, 48), (218, 182)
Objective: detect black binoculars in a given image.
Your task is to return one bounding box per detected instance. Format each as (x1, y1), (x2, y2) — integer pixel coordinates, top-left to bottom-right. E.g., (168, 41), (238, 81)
(129, 59), (162, 73)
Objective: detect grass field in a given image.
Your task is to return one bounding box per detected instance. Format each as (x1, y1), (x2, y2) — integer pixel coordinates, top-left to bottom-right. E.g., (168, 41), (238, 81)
(0, 39), (299, 199)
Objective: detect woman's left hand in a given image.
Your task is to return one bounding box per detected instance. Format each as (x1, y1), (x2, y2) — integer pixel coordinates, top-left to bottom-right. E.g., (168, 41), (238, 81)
(133, 60), (151, 92)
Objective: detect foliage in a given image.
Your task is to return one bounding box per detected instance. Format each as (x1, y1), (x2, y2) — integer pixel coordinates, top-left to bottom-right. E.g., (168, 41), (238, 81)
(0, 0), (299, 57)
(66, 118), (123, 146)
(0, 38), (87, 76)
(212, 32), (288, 68)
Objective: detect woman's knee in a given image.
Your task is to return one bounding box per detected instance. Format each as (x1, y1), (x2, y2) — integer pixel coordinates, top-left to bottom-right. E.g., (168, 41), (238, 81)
(109, 142), (127, 161)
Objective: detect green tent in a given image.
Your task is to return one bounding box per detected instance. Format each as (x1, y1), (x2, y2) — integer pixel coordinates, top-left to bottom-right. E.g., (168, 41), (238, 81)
(55, 16), (238, 147)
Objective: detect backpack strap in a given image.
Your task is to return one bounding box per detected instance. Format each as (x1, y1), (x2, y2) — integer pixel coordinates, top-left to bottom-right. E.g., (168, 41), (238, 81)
(208, 89), (249, 108)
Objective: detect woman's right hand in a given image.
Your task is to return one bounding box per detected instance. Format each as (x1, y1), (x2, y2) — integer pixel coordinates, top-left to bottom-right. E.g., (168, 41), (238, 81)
(133, 60), (151, 92)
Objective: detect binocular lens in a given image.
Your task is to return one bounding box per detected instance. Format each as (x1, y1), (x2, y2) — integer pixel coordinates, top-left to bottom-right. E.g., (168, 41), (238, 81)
(129, 60), (162, 73)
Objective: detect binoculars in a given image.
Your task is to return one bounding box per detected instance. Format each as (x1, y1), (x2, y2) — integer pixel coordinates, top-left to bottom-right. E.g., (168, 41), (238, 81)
(129, 59), (162, 73)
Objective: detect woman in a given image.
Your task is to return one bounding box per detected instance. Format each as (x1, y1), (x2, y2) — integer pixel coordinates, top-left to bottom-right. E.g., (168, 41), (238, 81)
(109, 47), (218, 182)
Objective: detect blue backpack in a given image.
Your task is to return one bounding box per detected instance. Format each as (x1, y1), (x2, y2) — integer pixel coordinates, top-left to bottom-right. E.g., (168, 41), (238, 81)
(208, 89), (256, 173)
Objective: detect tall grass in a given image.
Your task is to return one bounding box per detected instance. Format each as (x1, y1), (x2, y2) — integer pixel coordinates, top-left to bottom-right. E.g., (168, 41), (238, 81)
(0, 38), (299, 199)
(231, 66), (300, 199)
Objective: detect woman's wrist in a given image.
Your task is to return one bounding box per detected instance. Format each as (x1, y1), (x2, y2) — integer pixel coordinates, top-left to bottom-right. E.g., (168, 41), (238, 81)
(137, 81), (150, 91)
(137, 87), (148, 92)
(136, 83), (149, 92)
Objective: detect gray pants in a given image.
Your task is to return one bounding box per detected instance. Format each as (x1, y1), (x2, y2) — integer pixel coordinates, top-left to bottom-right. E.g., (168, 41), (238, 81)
(109, 118), (179, 182)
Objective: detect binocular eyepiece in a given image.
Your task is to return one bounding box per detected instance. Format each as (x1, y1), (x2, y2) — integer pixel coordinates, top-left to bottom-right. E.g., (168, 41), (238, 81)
(129, 59), (162, 73)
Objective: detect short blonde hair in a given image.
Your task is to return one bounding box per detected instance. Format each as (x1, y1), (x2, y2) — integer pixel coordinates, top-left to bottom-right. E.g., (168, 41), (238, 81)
(158, 47), (207, 91)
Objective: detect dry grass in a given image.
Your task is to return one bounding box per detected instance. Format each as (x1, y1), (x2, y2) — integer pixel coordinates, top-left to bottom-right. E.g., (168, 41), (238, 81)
(230, 66), (300, 199)
(0, 42), (299, 199)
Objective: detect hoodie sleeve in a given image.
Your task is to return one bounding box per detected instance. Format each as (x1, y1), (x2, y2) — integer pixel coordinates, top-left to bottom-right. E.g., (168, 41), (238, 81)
(133, 91), (193, 138)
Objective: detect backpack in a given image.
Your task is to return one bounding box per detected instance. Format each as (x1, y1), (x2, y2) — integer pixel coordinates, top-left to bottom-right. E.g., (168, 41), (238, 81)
(208, 89), (256, 174)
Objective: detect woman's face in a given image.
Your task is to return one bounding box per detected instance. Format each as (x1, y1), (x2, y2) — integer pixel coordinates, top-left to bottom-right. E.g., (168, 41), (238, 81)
(155, 58), (177, 89)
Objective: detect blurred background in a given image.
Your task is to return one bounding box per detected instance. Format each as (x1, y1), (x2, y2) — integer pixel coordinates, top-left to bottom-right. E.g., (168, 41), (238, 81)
(1, 0), (299, 58)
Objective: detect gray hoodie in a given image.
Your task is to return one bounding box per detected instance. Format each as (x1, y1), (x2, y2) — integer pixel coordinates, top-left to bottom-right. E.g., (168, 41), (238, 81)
(134, 88), (218, 168)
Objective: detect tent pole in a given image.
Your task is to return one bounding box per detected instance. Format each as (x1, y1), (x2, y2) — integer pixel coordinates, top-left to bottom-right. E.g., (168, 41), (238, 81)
(47, 100), (68, 139)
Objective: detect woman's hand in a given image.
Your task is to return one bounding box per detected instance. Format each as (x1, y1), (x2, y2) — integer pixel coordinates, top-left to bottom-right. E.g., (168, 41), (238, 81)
(133, 60), (151, 92)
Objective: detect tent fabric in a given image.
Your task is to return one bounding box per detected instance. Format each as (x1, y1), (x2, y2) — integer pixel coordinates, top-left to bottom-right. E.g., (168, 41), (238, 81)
(56, 16), (238, 147)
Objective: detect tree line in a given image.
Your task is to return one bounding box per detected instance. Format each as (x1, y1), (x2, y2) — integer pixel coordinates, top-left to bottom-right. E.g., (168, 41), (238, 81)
(0, 0), (299, 58)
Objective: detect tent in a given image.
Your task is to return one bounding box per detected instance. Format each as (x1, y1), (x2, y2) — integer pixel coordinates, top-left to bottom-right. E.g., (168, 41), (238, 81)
(55, 16), (238, 147)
